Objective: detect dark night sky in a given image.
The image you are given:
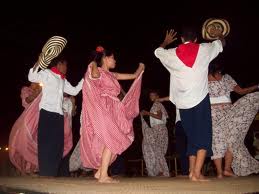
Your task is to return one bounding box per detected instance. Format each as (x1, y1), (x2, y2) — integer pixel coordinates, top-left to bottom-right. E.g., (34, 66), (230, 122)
(0, 2), (258, 146)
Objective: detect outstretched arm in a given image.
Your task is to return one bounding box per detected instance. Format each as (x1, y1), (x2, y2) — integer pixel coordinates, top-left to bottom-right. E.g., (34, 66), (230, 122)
(115, 63), (145, 80)
(156, 96), (170, 102)
(234, 84), (259, 95)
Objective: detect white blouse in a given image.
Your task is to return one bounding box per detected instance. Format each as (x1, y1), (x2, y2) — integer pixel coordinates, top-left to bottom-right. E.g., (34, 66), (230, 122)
(28, 66), (83, 115)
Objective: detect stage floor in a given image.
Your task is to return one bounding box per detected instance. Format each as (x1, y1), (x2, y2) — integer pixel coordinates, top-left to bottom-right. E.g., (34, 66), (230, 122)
(0, 176), (259, 194)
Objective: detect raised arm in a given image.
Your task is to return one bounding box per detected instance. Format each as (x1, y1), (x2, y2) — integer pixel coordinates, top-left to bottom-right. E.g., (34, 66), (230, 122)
(154, 29), (178, 72)
(160, 29), (178, 48)
(90, 61), (101, 78)
(209, 28), (226, 47)
(28, 62), (46, 83)
(114, 63), (145, 80)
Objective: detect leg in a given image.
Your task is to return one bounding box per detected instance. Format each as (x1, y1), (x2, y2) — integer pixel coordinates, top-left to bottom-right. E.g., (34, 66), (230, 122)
(189, 155), (196, 178)
(58, 153), (70, 177)
(180, 95), (213, 182)
(213, 158), (223, 178)
(38, 110), (64, 177)
(98, 147), (119, 183)
(223, 149), (236, 177)
(192, 149), (209, 181)
(175, 121), (189, 176)
(95, 151), (115, 179)
(157, 127), (169, 177)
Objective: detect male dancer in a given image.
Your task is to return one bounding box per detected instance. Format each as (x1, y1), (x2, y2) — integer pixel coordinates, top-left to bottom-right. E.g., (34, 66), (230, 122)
(28, 56), (83, 176)
(155, 26), (225, 181)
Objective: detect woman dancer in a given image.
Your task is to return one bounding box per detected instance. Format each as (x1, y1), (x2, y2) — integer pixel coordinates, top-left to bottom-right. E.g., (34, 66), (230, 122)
(208, 63), (259, 177)
(140, 90), (169, 177)
(80, 46), (144, 183)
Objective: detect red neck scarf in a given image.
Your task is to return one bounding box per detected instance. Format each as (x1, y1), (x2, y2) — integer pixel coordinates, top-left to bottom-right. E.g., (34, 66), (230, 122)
(176, 42), (199, 68)
(50, 67), (66, 79)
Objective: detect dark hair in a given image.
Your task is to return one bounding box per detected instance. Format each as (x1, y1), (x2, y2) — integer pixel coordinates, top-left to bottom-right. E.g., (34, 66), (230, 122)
(48, 54), (67, 68)
(91, 46), (114, 67)
(180, 26), (197, 42)
(208, 63), (224, 76)
(149, 89), (160, 96)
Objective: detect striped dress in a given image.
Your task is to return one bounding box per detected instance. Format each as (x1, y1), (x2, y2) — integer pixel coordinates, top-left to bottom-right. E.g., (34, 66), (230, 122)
(79, 66), (143, 169)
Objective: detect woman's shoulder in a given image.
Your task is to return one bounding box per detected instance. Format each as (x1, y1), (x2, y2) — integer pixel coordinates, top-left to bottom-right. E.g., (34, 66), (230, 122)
(153, 101), (164, 109)
(223, 74), (233, 80)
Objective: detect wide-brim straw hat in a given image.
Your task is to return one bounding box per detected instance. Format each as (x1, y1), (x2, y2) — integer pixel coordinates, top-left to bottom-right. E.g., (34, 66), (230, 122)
(202, 18), (230, 40)
(37, 36), (67, 70)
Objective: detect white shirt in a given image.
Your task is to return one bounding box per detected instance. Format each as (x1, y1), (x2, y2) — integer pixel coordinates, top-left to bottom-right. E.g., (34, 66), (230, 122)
(154, 40), (223, 109)
(28, 66), (83, 115)
(175, 108), (181, 124)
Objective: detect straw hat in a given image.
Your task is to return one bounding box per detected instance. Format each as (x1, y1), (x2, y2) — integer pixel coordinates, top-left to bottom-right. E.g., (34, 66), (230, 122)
(37, 36), (67, 70)
(202, 18), (230, 40)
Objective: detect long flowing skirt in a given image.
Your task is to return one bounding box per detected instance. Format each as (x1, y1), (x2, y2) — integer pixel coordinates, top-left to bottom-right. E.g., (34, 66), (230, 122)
(211, 92), (259, 176)
(80, 71), (143, 169)
(141, 117), (169, 176)
(9, 94), (73, 173)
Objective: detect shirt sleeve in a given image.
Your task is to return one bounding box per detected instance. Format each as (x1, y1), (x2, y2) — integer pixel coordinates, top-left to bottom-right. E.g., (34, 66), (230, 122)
(152, 102), (161, 113)
(154, 47), (176, 72)
(64, 79), (84, 96)
(28, 66), (46, 83)
(224, 74), (237, 92)
(202, 40), (223, 62)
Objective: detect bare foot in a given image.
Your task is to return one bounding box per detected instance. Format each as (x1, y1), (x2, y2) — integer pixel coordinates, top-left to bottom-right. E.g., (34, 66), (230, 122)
(98, 176), (119, 184)
(94, 169), (101, 179)
(189, 170), (193, 179)
(223, 170), (237, 177)
(191, 172), (210, 182)
(157, 172), (170, 177)
(217, 174), (223, 179)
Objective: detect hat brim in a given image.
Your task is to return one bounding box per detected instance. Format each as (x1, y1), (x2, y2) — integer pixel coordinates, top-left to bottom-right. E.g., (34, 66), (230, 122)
(202, 18), (230, 40)
(37, 36), (67, 70)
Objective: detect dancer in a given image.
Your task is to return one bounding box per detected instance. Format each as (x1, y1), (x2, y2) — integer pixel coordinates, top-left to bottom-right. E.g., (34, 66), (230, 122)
(154, 27), (225, 181)
(9, 82), (42, 174)
(140, 90), (169, 177)
(28, 55), (83, 176)
(80, 46), (144, 183)
(208, 63), (259, 177)
(21, 82), (42, 109)
(69, 87), (126, 176)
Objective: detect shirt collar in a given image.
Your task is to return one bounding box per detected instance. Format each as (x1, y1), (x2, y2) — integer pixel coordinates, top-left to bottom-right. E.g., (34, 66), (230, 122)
(50, 67), (66, 79)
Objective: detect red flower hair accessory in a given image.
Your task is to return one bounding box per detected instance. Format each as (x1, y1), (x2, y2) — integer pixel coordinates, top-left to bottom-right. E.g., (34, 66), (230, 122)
(96, 46), (104, 53)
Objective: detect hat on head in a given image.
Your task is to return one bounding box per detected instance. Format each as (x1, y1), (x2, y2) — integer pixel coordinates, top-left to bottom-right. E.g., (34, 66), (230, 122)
(202, 18), (230, 40)
(37, 36), (67, 70)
